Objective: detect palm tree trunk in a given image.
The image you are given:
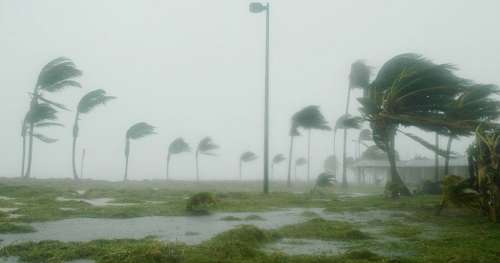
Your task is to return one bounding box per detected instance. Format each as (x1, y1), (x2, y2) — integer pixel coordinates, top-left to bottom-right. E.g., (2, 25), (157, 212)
(21, 134), (26, 178)
(195, 151), (200, 182)
(166, 154), (171, 180)
(71, 113), (80, 180)
(307, 130), (311, 182)
(80, 149), (85, 179)
(342, 128), (348, 188)
(24, 122), (35, 178)
(286, 136), (294, 187)
(294, 164), (297, 182)
(386, 137), (411, 197)
(435, 133), (439, 182)
(444, 136), (453, 176)
(124, 139), (130, 181)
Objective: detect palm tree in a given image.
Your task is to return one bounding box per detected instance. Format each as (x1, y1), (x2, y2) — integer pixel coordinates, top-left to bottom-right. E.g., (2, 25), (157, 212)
(271, 154), (286, 179)
(286, 123), (300, 187)
(167, 138), (191, 180)
(124, 122), (155, 181)
(334, 114), (363, 187)
(294, 157), (307, 182)
(359, 53), (470, 197)
(239, 151), (258, 180)
(291, 106), (331, 183)
(21, 103), (63, 177)
(72, 89), (115, 179)
(24, 57), (82, 178)
(195, 137), (219, 182)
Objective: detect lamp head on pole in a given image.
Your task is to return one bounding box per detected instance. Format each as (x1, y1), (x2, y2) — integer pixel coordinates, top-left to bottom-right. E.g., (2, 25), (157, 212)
(249, 2), (268, 13)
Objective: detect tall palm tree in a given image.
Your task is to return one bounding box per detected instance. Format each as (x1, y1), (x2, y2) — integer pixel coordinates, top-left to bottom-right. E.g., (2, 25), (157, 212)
(294, 157), (307, 182)
(167, 138), (191, 180)
(359, 53), (471, 197)
(21, 103), (63, 177)
(271, 154), (286, 179)
(72, 89), (115, 179)
(334, 114), (363, 187)
(124, 122), (155, 181)
(286, 123), (300, 187)
(24, 57), (82, 178)
(195, 137), (219, 182)
(291, 106), (331, 183)
(357, 129), (372, 157)
(239, 151), (258, 180)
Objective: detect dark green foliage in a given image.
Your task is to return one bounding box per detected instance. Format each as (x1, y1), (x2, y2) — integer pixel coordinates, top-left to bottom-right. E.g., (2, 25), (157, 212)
(292, 105), (331, 131)
(335, 114), (363, 130)
(36, 57), (82, 92)
(316, 173), (335, 187)
(0, 223), (35, 234)
(169, 138), (191, 155)
(126, 123), (156, 140)
(77, 89), (116, 114)
(196, 137), (219, 156)
(349, 60), (372, 89)
(186, 192), (217, 214)
(420, 180), (442, 195)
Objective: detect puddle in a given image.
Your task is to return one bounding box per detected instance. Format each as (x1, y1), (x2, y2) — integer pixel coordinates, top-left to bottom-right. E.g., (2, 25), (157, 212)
(264, 238), (349, 255)
(60, 207), (77, 211)
(55, 197), (134, 207)
(75, 190), (86, 195)
(0, 208), (18, 213)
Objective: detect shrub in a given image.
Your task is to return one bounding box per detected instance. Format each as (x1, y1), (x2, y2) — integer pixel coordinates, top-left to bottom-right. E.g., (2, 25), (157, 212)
(186, 192), (217, 215)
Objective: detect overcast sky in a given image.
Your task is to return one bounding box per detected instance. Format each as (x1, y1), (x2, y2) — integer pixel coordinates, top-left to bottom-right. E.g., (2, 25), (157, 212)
(1, 0), (499, 181)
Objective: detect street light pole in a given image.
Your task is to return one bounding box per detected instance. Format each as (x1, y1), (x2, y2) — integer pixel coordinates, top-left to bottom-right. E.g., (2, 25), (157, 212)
(250, 2), (270, 194)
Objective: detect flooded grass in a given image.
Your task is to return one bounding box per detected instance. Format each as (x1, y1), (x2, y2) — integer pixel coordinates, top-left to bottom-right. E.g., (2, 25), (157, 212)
(277, 218), (370, 240)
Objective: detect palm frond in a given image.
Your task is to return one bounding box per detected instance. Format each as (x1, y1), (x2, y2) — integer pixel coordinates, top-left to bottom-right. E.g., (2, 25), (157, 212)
(197, 137), (219, 155)
(295, 157), (307, 166)
(399, 130), (454, 157)
(37, 57), (82, 91)
(78, 89), (116, 114)
(361, 145), (389, 160)
(240, 151), (258, 162)
(169, 138), (191, 154)
(37, 96), (69, 111)
(292, 105), (331, 131)
(35, 122), (64, 128)
(335, 114), (363, 130)
(32, 133), (58, 144)
(272, 154), (286, 164)
(126, 122), (156, 140)
(358, 129), (372, 141)
(25, 103), (58, 124)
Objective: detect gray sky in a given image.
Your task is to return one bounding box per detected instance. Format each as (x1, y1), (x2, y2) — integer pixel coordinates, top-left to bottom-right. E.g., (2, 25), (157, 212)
(1, 0), (499, 181)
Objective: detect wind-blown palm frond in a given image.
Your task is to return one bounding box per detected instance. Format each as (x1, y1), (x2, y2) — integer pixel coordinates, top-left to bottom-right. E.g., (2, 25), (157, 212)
(35, 122), (64, 128)
(169, 138), (191, 154)
(361, 145), (389, 160)
(32, 133), (58, 144)
(358, 129), (372, 141)
(197, 137), (219, 156)
(25, 103), (58, 124)
(37, 57), (82, 91)
(272, 154), (286, 164)
(335, 114), (363, 130)
(349, 60), (371, 89)
(77, 89), (116, 114)
(240, 151), (258, 162)
(398, 130), (453, 157)
(126, 122), (156, 140)
(37, 96), (69, 111)
(296, 158), (307, 166)
(292, 105), (331, 131)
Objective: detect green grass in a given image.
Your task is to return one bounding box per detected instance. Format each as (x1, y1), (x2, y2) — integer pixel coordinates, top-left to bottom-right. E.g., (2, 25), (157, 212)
(0, 222), (35, 233)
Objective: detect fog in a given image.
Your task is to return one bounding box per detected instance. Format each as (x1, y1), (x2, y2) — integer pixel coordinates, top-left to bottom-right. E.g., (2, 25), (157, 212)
(1, 0), (499, 181)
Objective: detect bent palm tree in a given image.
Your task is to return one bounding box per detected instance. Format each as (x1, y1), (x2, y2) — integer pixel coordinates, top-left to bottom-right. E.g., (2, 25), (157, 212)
(239, 151), (258, 180)
(335, 114), (363, 187)
(167, 138), (191, 180)
(294, 157), (307, 182)
(271, 154), (286, 179)
(286, 122), (300, 187)
(21, 103), (63, 177)
(292, 106), (331, 183)
(72, 89), (115, 179)
(24, 57), (82, 178)
(359, 53), (470, 197)
(124, 122), (155, 181)
(195, 137), (219, 182)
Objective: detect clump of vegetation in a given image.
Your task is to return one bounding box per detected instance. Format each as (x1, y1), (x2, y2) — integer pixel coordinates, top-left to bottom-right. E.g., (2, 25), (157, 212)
(0, 222), (35, 233)
(244, 215), (265, 221)
(277, 218), (369, 240)
(419, 180), (442, 195)
(186, 192), (217, 215)
(220, 215), (241, 221)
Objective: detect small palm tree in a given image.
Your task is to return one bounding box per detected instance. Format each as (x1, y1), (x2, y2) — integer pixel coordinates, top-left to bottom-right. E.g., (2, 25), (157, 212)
(271, 154), (286, 179)
(195, 137), (219, 182)
(294, 157), (307, 182)
(286, 123), (300, 187)
(24, 57), (82, 178)
(72, 89), (115, 179)
(167, 138), (191, 180)
(239, 151), (258, 180)
(124, 122), (155, 181)
(21, 103), (63, 177)
(291, 106), (331, 183)
(334, 114), (362, 187)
